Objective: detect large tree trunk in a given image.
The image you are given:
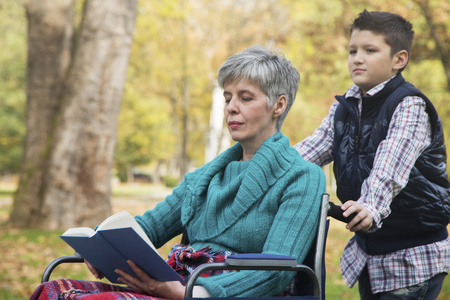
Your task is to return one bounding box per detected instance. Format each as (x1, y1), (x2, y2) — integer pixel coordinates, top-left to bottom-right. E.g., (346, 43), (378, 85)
(9, 0), (137, 229)
(9, 0), (75, 229)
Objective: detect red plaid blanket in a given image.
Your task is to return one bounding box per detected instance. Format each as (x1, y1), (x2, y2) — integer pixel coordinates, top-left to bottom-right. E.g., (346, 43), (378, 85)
(30, 244), (233, 300)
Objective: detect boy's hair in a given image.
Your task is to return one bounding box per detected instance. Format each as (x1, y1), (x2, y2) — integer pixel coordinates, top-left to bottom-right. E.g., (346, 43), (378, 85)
(218, 45), (300, 131)
(351, 10), (414, 72)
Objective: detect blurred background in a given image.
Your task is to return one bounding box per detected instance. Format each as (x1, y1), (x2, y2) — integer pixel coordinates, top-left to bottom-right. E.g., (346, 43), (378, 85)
(0, 0), (449, 298)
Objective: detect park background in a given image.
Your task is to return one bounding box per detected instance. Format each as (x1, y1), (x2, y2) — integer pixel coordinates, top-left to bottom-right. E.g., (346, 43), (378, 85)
(1, 0), (449, 298)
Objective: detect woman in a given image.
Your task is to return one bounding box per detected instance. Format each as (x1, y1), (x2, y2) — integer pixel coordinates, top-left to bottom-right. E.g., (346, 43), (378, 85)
(31, 45), (326, 299)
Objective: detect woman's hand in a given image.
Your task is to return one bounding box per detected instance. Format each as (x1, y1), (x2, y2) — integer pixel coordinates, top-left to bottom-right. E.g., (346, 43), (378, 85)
(85, 260), (104, 280)
(115, 260), (185, 300)
(341, 200), (373, 232)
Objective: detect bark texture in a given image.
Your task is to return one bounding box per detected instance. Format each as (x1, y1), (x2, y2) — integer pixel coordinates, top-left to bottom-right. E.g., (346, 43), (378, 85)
(10, 0), (138, 229)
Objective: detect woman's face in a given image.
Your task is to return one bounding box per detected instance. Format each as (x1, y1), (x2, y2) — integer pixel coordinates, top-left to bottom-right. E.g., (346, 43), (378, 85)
(223, 79), (279, 153)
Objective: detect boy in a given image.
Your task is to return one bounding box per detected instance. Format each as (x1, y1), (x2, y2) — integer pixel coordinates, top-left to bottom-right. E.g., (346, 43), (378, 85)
(295, 10), (450, 299)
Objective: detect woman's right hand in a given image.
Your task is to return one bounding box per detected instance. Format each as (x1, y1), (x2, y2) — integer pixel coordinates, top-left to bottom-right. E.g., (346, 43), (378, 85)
(85, 260), (104, 280)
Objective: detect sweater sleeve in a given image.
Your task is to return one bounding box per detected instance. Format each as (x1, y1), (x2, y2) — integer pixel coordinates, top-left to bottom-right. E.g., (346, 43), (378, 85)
(195, 162), (326, 297)
(134, 179), (187, 249)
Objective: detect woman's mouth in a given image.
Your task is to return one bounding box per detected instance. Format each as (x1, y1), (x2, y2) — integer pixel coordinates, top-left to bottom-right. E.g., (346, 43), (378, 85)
(228, 121), (243, 129)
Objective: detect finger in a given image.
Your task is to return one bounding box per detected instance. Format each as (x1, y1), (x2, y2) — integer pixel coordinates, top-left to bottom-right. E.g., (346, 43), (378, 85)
(348, 212), (373, 232)
(354, 214), (373, 232)
(346, 215), (362, 231)
(115, 268), (145, 292)
(342, 202), (359, 218)
(345, 206), (366, 231)
(340, 200), (355, 211)
(85, 260), (103, 279)
(126, 260), (154, 283)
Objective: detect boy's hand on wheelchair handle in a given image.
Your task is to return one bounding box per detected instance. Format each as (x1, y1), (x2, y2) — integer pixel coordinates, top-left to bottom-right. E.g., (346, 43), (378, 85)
(340, 200), (373, 232)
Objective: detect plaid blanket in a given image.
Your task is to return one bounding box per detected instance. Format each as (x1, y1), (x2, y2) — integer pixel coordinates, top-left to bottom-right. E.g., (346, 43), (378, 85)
(30, 244), (233, 300)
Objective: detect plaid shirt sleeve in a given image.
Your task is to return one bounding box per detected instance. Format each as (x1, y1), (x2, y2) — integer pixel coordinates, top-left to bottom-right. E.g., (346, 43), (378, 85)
(359, 96), (432, 229)
(293, 102), (338, 166)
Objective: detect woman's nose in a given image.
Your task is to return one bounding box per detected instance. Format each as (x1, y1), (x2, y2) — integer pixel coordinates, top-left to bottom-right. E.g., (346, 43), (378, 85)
(226, 97), (238, 113)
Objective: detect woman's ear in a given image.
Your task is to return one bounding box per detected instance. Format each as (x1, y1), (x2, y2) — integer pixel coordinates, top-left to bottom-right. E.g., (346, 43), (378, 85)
(393, 50), (408, 71)
(273, 95), (287, 118)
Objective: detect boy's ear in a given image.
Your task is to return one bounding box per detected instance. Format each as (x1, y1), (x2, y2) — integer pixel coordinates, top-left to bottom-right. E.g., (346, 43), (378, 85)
(273, 95), (287, 117)
(393, 50), (408, 71)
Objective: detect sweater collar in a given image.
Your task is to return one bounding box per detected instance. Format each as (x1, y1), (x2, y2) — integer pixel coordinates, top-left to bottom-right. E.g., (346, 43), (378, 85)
(183, 132), (297, 235)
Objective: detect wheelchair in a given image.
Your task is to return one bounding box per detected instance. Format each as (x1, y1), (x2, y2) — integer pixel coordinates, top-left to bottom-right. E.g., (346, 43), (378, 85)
(41, 193), (331, 299)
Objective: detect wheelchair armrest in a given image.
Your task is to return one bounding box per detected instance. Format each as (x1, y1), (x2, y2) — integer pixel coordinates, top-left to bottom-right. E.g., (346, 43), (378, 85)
(41, 252), (85, 283)
(225, 253), (297, 267)
(184, 253), (319, 298)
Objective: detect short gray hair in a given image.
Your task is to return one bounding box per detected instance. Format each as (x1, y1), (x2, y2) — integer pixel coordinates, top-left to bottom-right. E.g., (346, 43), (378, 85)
(217, 45), (300, 131)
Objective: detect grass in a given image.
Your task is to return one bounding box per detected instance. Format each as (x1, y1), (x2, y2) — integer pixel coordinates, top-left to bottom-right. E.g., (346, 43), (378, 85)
(0, 184), (449, 299)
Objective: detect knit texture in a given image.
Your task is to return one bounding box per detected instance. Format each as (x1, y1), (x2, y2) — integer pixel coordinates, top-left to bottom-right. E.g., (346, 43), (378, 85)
(135, 132), (326, 297)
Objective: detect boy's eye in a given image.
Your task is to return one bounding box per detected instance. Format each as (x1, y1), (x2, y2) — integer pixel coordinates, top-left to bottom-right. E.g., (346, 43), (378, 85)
(366, 48), (376, 53)
(242, 97), (252, 101)
(349, 49), (356, 55)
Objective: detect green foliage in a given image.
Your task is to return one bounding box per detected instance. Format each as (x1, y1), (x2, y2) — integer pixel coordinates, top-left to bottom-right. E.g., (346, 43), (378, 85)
(114, 83), (175, 172)
(162, 175), (179, 188)
(0, 1), (26, 175)
(2, 0), (450, 179)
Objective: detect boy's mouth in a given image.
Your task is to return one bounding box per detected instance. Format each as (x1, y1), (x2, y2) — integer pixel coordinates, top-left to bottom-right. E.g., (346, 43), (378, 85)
(353, 68), (365, 74)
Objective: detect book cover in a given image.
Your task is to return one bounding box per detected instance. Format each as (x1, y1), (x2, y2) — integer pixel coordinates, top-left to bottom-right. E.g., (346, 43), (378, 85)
(60, 211), (182, 284)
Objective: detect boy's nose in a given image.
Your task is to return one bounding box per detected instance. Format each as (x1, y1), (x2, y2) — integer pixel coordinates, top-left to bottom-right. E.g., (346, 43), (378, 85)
(354, 52), (364, 63)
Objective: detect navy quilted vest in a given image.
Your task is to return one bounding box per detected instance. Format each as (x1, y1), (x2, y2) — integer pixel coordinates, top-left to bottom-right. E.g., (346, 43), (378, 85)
(333, 74), (450, 255)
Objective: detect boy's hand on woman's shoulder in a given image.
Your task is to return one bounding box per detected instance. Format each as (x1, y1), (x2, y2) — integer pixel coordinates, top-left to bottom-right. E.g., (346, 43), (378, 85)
(340, 201), (373, 232)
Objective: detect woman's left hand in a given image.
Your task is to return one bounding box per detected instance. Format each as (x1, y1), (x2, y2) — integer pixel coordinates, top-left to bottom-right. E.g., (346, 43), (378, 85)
(115, 260), (185, 300)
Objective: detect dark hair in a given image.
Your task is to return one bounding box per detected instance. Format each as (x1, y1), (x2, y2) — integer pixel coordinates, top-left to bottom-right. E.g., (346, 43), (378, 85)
(351, 10), (414, 71)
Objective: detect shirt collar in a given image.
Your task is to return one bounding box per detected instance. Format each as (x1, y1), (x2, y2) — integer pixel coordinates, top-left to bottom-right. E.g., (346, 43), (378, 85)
(345, 75), (397, 99)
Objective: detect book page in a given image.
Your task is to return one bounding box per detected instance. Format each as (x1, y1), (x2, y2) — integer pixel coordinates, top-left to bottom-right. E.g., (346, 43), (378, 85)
(61, 227), (96, 237)
(97, 211), (158, 253)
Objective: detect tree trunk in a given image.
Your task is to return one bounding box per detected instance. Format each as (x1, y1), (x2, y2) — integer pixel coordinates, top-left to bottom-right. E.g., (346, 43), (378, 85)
(9, 0), (137, 229)
(9, 0), (75, 228)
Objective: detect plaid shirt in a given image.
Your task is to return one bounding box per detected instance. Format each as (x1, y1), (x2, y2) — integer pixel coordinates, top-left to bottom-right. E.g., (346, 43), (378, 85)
(294, 76), (450, 293)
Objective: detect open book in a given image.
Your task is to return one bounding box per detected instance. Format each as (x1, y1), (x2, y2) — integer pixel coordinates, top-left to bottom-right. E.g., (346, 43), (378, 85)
(60, 211), (182, 284)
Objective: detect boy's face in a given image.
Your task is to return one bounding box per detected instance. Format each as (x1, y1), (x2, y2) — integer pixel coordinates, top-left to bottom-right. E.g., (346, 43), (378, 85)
(348, 29), (401, 95)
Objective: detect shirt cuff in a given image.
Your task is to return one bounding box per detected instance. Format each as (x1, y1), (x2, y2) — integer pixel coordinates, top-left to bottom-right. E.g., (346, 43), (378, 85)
(362, 203), (382, 232)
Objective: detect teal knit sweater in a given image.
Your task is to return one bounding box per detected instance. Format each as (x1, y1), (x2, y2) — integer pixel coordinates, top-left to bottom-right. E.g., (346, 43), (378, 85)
(135, 132), (326, 297)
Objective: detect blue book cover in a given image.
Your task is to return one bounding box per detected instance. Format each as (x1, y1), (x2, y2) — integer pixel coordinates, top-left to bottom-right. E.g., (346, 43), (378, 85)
(60, 212), (182, 284)
(100, 227), (182, 282)
(60, 233), (135, 283)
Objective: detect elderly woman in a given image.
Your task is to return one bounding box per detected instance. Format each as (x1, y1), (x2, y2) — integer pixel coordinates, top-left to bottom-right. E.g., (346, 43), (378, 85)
(31, 45), (326, 300)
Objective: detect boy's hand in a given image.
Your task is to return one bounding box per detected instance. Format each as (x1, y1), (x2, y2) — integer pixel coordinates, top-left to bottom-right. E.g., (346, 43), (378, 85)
(340, 201), (373, 232)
